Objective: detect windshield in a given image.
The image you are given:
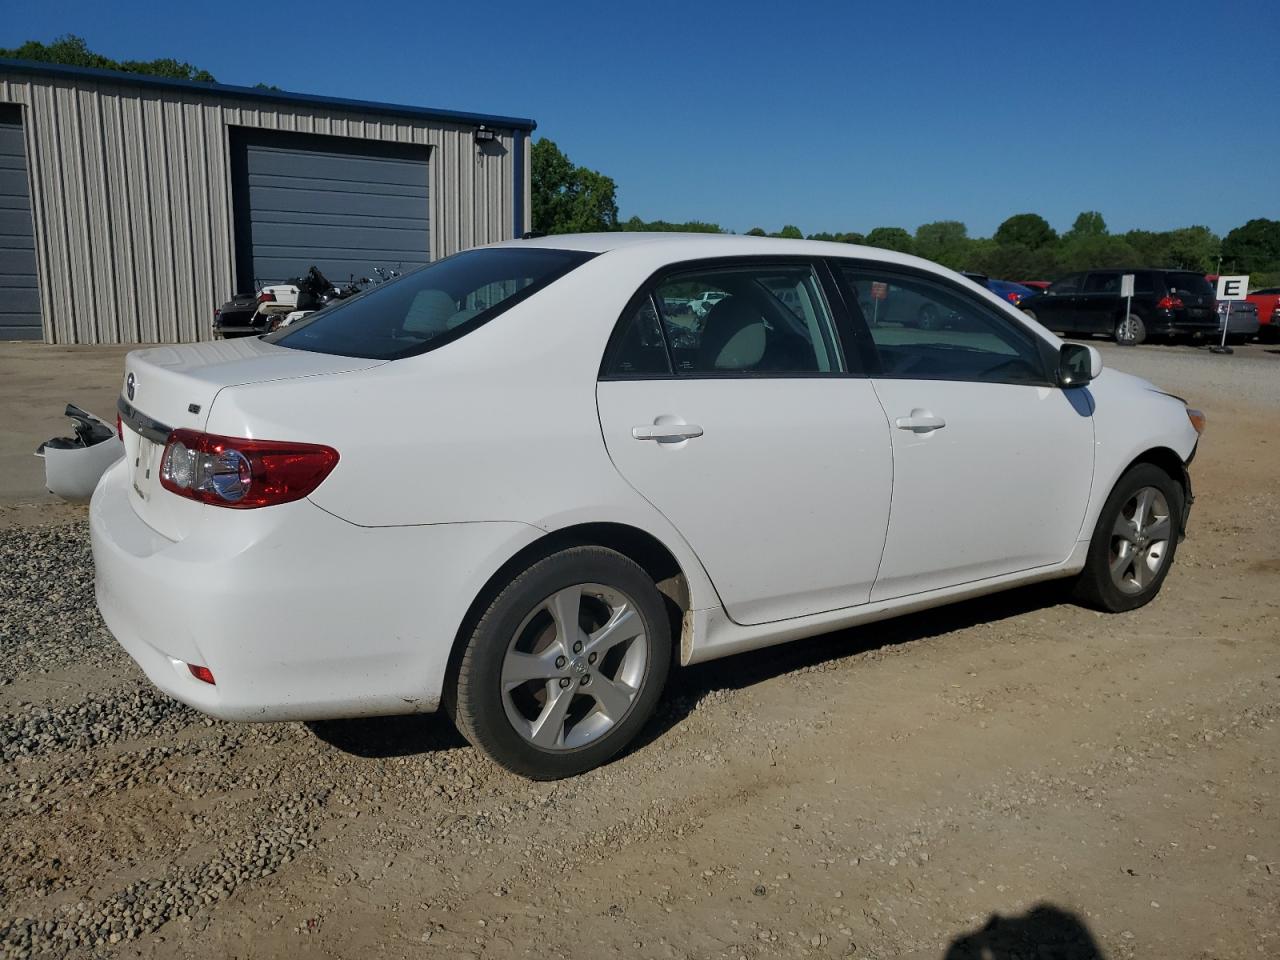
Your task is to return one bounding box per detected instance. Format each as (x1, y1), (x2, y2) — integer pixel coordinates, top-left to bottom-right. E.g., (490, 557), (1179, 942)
(266, 247), (595, 359)
(1165, 273), (1213, 297)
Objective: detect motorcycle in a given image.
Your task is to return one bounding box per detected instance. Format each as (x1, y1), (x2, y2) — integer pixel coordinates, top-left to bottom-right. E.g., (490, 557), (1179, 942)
(213, 264), (402, 338)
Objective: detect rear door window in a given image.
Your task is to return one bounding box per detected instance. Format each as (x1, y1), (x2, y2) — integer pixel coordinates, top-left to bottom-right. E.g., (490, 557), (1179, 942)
(627, 263), (845, 376)
(1048, 274), (1083, 295)
(1083, 273), (1121, 294)
(267, 247), (594, 360)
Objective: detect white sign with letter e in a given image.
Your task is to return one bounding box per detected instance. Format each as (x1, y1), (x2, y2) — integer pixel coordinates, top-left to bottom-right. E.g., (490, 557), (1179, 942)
(1216, 275), (1249, 301)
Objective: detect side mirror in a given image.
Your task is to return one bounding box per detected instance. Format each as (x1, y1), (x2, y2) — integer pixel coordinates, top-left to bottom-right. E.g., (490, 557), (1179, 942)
(1058, 342), (1102, 387)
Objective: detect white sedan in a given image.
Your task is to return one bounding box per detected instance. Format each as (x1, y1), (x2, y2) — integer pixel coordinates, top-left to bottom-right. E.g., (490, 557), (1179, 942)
(92, 234), (1203, 779)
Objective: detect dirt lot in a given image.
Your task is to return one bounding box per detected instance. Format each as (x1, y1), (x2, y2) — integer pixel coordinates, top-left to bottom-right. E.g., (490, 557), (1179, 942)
(1, 341), (1277, 959)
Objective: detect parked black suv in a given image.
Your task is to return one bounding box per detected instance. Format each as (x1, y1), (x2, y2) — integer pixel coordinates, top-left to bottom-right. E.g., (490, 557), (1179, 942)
(1020, 269), (1217, 344)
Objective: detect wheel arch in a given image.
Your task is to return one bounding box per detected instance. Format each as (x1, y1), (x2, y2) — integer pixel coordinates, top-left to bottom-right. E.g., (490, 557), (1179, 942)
(1121, 446), (1189, 497)
(443, 522), (697, 709)
(1083, 444), (1191, 548)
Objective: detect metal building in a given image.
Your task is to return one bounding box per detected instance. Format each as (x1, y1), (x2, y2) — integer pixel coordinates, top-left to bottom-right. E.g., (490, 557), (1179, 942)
(0, 58), (535, 344)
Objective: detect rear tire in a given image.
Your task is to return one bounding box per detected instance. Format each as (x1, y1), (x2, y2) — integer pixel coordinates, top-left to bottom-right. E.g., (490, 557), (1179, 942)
(1114, 313), (1146, 345)
(448, 547), (672, 780)
(1072, 463), (1183, 612)
(917, 304), (941, 330)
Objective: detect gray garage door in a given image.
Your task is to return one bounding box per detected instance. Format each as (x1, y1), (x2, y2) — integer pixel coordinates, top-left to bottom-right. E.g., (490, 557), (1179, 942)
(231, 129), (430, 292)
(0, 106), (41, 340)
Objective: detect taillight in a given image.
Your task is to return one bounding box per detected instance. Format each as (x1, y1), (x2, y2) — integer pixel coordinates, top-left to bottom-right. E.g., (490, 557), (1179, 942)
(257, 291), (276, 304)
(159, 429), (339, 508)
(188, 663), (216, 685)
(1006, 291), (1022, 303)
(1156, 295), (1184, 310)
(116, 413), (124, 442)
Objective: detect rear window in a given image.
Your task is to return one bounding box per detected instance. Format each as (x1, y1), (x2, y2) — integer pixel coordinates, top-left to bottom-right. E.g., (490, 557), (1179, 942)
(1164, 272), (1213, 297)
(266, 247), (594, 359)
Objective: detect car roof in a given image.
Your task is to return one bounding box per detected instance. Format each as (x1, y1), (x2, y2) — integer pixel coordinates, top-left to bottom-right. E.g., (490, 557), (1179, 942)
(488, 231), (948, 271)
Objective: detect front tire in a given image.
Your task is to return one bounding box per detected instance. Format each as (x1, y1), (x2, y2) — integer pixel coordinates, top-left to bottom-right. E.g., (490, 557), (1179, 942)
(1072, 463), (1183, 612)
(449, 547), (672, 779)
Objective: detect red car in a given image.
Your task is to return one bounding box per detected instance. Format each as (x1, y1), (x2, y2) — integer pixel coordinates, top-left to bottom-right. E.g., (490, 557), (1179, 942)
(1246, 287), (1280, 340)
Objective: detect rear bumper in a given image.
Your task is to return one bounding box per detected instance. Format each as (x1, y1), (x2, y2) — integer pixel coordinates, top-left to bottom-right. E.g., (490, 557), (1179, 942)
(1148, 317), (1218, 336)
(90, 459), (539, 721)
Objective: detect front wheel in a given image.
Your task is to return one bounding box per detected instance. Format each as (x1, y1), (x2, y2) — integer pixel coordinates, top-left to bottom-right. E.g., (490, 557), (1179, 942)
(449, 547), (672, 779)
(1072, 463), (1183, 612)
(1115, 313), (1146, 345)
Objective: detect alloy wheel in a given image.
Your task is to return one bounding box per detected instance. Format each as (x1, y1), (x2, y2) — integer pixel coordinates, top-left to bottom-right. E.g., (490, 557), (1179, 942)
(1116, 314), (1144, 344)
(500, 584), (648, 750)
(1108, 486), (1172, 594)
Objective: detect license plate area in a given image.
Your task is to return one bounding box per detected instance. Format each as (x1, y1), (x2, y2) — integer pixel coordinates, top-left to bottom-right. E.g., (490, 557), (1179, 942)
(132, 436), (157, 501)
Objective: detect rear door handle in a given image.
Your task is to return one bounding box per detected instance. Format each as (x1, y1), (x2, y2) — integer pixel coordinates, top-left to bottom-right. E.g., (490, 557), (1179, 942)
(895, 413), (946, 433)
(632, 423), (704, 441)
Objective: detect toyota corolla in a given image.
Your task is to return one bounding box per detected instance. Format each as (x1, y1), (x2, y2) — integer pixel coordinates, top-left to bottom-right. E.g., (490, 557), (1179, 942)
(92, 234), (1203, 779)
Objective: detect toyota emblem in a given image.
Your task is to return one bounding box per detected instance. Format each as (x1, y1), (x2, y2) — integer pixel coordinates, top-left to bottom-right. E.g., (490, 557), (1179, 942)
(126, 372), (135, 401)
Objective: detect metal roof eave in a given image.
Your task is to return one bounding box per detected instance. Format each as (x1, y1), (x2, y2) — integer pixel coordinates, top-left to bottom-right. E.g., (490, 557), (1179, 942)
(0, 57), (536, 132)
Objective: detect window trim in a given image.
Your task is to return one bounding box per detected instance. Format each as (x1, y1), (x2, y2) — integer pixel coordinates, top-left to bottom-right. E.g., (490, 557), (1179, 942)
(598, 255), (859, 381)
(825, 258), (1060, 387)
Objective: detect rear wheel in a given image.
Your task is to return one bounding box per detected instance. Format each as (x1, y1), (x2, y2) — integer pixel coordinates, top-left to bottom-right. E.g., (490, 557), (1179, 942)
(917, 303), (941, 330)
(1114, 313), (1146, 345)
(1072, 463), (1183, 612)
(449, 547), (671, 779)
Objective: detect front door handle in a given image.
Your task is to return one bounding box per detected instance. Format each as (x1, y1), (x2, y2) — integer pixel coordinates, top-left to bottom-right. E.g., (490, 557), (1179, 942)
(895, 412), (946, 433)
(632, 423), (704, 441)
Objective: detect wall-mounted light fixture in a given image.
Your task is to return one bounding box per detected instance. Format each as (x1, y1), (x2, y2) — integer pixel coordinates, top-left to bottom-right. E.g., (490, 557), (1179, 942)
(474, 125), (497, 144)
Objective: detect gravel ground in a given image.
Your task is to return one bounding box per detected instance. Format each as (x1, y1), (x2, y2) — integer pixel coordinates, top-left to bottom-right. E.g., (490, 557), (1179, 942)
(1, 344), (1277, 960)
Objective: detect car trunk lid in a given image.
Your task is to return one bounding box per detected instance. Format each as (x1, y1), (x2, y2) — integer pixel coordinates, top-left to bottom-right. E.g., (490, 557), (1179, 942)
(119, 338), (384, 540)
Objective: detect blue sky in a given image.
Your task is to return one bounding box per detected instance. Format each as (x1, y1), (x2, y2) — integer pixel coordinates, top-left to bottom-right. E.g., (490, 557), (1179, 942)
(6, 0), (1278, 237)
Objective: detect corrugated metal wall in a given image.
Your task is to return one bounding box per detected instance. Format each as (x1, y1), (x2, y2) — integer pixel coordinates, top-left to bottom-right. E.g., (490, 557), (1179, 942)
(0, 68), (529, 344)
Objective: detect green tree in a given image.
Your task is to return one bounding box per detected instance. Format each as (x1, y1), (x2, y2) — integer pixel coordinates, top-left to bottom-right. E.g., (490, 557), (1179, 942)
(0, 34), (217, 81)
(530, 138), (618, 234)
(865, 227), (913, 254)
(771, 225), (803, 239)
(913, 220), (969, 267)
(994, 213), (1057, 251)
(807, 231), (866, 244)
(1065, 211), (1107, 240)
(619, 216), (723, 233)
(1163, 226), (1218, 271)
(745, 227), (767, 236)
(1221, 218), (1280, 274)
